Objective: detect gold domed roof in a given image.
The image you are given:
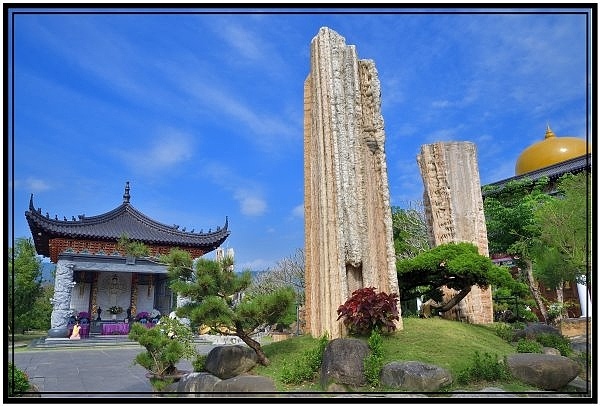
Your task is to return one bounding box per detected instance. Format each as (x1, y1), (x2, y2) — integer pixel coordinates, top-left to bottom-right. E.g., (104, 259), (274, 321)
(515, 125), (591, 175)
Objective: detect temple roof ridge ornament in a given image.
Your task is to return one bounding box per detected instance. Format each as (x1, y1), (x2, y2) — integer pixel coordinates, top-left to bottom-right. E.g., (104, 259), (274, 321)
(545, 123), (556, 139)
(123, 181), (131, 204)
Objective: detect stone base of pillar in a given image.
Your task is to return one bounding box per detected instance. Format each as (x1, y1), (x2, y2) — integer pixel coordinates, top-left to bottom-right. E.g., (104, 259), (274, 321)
(47, 327), (68, 338)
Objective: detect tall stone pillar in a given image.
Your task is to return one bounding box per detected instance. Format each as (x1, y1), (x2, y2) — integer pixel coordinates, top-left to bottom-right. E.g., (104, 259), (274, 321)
(417, 141), (493, 324)
(47, 259), (75, 337)
(304, 27), (401, 339)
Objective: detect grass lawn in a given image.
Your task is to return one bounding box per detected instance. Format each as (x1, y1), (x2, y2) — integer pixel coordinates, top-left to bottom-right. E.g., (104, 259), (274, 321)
(9, 330), (47, 344)
(253, 317), (537, 392)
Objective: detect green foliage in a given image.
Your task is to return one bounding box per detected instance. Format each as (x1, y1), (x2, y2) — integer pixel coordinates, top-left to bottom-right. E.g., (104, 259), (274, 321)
(456, 351), (511, 384)
(516, 339), (543, 353)
(162, 248), (296, 365)
(492, 322), (515, 342)
(397, 242), (519, 312)
(280, 333), (329, 385)
(8, 362), (30, 396)
(533, 172), (591, 286)
(117, 233), (150, 257)
(364, 329), (385, 388)
(536, 333), (572, 356)
(336, 287), (400, 336)
(391, 205), (429, 260)
(128, 316), (197, 379)
(8, 238), (43, 334)
(193, 354), (207, 372)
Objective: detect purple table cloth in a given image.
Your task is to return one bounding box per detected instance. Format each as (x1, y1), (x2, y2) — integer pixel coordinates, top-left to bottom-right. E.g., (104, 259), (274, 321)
(102, 323), (130, 335)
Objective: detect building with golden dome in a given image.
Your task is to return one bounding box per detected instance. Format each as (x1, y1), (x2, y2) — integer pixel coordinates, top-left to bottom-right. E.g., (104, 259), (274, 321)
(483, 125), (592, 322)
(486, 125), (591, 195)
(515, 125), (591, 176)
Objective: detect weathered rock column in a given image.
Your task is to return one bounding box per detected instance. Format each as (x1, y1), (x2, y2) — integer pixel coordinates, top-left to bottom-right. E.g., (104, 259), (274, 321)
(417, 141), (493, 324)
(304, 27), (401, 339)
(47, 259), (75, 337)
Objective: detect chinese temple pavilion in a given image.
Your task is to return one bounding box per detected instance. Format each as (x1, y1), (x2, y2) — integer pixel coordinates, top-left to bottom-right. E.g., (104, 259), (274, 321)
(25, 182), (230, 338)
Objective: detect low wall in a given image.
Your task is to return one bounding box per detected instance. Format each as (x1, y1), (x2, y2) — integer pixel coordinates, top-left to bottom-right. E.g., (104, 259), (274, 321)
(559, 317), (591, 338)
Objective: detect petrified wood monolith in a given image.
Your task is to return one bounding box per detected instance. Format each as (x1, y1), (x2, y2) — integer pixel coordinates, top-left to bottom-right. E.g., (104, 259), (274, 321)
(417, 141), (493, 324)
(304, 27), (402, 339)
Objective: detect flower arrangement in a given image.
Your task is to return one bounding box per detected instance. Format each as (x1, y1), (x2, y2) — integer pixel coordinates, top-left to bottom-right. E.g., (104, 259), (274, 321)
(108, 306), (124, 315)
(136, 311), (150, 321)
(78, 311), (90, 320)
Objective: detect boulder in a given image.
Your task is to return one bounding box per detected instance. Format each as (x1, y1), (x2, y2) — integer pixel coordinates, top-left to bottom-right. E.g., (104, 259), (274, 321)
(320, 338), (370, 389)
(542, 347), (561, 356)
(513, 323), (560, 341)
(213, 375), (277, 392)
(506, 353), (580, 390)
(176, 372), (221, 394)
(380, 361), (452, 391)
(204, 345), (258, 379)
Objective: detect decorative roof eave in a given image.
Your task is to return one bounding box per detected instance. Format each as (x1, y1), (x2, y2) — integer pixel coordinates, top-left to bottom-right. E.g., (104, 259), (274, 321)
(25, 188), (230, 257)
(482, 153), (591, 197)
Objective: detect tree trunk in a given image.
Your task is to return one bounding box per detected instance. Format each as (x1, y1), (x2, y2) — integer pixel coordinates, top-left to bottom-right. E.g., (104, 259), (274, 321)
(555, 282), (565, 322)
(432, 286), (471, 313)
(523, 260), (549, 323)
(235, 324), (270, 366)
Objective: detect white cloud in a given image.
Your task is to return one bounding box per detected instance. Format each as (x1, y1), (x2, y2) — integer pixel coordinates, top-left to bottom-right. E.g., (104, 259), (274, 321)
(291, 204), (304, 219)
(238, 258), (273, 272)
(235, 191), (267, 217)
(121, 129), (194, 172)
(15, 177), (52, 193)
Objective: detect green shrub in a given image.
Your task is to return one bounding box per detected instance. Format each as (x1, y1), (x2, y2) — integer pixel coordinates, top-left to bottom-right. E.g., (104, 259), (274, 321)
(492, 322), (515, 342)
(281, 333), (328, 385)
(193, 354), (207, 372)
(336, 287), (399, 336)
(456, 352), (510, 384)
(8, 363), (30, 396)
(128, 316), (197, 383)
(516, 338), (543, 353)
(536, 333), (572, 356)
(364, 329), (385, 388)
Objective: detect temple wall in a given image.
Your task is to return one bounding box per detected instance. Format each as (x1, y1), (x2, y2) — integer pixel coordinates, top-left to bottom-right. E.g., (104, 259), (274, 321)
(417, 141), (494, 324)
(304, 27), (401, 339)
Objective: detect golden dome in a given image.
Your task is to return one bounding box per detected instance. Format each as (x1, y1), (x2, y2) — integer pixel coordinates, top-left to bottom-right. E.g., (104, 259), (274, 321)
(515, 125), (591, 175)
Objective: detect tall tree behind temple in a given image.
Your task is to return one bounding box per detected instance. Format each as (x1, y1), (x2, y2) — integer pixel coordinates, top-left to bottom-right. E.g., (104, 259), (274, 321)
(8, 238), (43, 334)
(483, 178), (553, 323)
(532, 172), (592, 320)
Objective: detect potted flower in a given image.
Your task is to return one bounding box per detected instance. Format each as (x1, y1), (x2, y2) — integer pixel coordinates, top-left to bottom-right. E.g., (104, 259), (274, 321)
(136, 311), (150, 323)
(108, 306), (123, 320)
(128, 316), (196, 392)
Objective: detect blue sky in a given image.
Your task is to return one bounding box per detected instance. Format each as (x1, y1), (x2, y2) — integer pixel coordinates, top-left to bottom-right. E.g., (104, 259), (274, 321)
(7, 6), (592, 272)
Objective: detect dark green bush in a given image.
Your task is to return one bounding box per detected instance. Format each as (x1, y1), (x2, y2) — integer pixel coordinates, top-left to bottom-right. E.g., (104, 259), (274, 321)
(281, 333), (328, 384)
(536, 333), (572, 356)
(193, 354), (207, 372)
(456, 352), (510, 384)
(492, 322), (515, 342)
(516, 339), (543, 353)
(364, 329), (385, 388)
(8, 363), (30, 396)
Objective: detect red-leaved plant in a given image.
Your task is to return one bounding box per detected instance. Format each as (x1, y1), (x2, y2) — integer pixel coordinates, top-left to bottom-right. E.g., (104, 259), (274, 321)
(336, 287), (400, 336)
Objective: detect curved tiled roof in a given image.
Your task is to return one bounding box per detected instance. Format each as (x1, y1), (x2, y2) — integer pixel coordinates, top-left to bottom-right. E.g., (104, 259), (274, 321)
(25, 185), (230, 258)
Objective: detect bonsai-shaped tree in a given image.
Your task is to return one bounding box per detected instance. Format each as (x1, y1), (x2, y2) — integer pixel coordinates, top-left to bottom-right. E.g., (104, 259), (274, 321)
(162, 248), (295, 366)
(397, 242), (528, 314)
(128, 316), (196, 390)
